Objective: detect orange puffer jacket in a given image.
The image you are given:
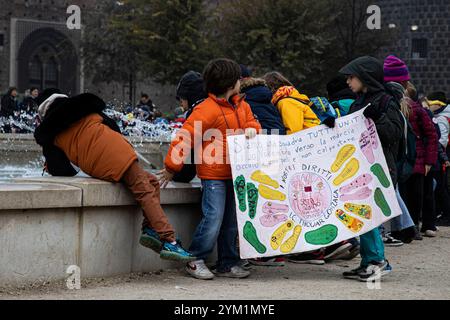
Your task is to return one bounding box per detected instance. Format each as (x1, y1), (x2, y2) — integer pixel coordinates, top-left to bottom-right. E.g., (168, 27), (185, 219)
(165, 93), (261, 180)
(54, 113), (138, 182)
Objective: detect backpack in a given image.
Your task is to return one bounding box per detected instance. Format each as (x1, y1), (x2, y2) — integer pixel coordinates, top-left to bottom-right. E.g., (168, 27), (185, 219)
(380, 95), (417, 183)
(278, 96), (337, 124)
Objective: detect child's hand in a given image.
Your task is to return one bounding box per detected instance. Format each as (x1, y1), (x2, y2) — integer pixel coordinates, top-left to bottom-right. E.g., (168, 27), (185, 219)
(158, 168), (174, 188)
(245, 128), (257, 139)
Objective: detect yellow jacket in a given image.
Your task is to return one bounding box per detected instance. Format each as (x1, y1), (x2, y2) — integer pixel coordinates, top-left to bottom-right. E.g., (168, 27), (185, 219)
(272, 86), (320, 134)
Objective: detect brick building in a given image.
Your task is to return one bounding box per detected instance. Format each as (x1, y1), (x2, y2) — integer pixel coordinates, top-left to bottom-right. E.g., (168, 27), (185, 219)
(377, 0), (450, 97)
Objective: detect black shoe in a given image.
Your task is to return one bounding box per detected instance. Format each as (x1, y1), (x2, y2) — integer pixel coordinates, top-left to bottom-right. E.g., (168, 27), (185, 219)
(288, 251), (325, 265)
(413, 227), (423, 241)
(358, 260), (392, 282)
(343, 265), (366, 279)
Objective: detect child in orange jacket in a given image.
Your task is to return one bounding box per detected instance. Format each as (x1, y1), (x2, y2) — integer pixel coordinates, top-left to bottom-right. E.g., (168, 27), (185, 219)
(159, 58), (261, 280)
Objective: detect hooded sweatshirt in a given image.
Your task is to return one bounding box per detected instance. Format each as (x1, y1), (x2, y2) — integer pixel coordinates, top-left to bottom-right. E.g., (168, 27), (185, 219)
(340, 56), (404, 185)
(241, 78), (286, 135)
(271, 86), (320, 134)
(432, 105), (450, 148)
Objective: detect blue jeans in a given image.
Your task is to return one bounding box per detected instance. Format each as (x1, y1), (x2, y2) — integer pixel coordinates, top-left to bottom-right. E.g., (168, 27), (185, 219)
(189, 179), (239, 271)
(390, 186), (415, 232)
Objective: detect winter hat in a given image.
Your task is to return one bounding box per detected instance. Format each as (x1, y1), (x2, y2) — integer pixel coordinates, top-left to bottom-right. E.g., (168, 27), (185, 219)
(385, 81), (406, 103)
(326, 74), (357, 102)
(383, 55), (411, 83)
(38, 93), (68, 120)
(240, 64), (252, 79)
(176, 71), (207, 108)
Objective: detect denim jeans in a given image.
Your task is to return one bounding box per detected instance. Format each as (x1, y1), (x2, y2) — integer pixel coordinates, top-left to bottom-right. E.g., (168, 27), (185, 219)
(189, 179), (239, 271)
(390, 186), (415, 232)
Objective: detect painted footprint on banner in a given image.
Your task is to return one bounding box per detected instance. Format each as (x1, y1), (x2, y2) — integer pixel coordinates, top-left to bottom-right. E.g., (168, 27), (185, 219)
(360, 131), (375, 164)
(262, 202), (289, 215)
(371, 163), (391, 188)
(374, 188), (392, 217)
(260, 202), (289, 227)
(331, 144), (356, 173)
(247, 183), (258, 219)
(271, 220), (294, 250)
(251, 170), (280, 189)
(365, 118), (379, 149)
(333, 158), (360, 186)
(304, 225), (338, 245)
(344, 203), (372, 220)
(280, 225), (302, 254)
(243, 221), (267, 254)
(335, 209), (364, 233)
(339, 174), (373, 194)
(340, 187), (372, 201)
(259, 184), (287, 201)
(234, 175), (247, 212)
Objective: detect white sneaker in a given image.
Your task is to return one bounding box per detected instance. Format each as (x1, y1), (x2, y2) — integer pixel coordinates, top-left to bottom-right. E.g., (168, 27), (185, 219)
(214, 265), (251, 279)
(423, 230), (437, 238)
(185, 260), (215, 280)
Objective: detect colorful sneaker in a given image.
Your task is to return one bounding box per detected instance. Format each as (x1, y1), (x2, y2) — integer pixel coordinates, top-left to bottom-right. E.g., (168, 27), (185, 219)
(358, 260), (392, 282)
(288, 250), (325, 265)
(323, 241), (352, 261)
(213, 265), (251, 279)
(139, 227), (163, 253)
(249, 257), (285, 267)
(160, 241), (196, 262)
(185, 260), (215, 280)
(383, 234), (404, 247)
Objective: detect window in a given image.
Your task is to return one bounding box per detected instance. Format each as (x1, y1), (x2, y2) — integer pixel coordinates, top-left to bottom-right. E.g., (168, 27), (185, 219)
(411, 38), (428, 59)
(44, 58), (59, 88)
(0, 34), (4, 51)
(29, 55), (43, 89)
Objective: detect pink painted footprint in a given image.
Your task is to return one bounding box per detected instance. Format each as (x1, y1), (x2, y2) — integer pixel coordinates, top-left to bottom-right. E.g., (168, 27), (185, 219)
(339, 174), (373, 194)
(340, 187), (373, 201)
(365, 118), (379, 150)
(360, 131), (375, 164)
(260, 214), (289, 228)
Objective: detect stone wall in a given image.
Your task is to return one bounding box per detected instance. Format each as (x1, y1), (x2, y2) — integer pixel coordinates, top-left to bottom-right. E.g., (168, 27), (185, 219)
(0, 177), (202, 285)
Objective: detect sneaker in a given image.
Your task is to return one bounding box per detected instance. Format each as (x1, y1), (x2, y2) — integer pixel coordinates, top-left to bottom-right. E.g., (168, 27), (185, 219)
(249, 257), (285, 267)
(358, 260), (392, 282)
(343, 265), (367, 279)
(323, 241), (352, 261)
(139, 227), (163, 253)
(160, 241), (196, 262)
(391, 229), (413, 244)
(237, 260), (252, 271)
(333, 244), (360, 260)
(383, 234), (404, 247)
(213, 265), (251, 279)
(423, 230), (437, 238)
(185, 260), (215, 280)
(288, 251), (325, 265)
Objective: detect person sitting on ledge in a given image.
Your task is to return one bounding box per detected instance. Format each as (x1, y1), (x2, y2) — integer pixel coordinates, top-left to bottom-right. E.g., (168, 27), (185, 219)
(33, 89), (195, 263)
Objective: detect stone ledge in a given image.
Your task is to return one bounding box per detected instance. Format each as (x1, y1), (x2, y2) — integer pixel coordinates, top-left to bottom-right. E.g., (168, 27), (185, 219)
(11, 176), (201, 208)
(0, 182), (82, 210)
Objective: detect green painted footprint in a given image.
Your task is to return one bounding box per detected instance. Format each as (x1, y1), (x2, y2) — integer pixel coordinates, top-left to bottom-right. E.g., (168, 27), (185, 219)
(374, 188), (391, 217)
(243, 221), (267, 254)
(234, 175), (247, 212)
(371, 163), (391, 188)
(247, 183), (258, 219)
(305, 224), (338, 245)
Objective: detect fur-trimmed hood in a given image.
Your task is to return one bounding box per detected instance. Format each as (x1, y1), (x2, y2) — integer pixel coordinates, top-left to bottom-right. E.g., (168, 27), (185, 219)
(240, 77), (267, 92)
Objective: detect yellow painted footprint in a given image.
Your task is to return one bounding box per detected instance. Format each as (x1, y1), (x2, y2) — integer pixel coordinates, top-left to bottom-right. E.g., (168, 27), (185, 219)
(259, 184), (286, 201)
(280, 225), (302, 253)
(251, 170), (280, 189)
(331, 144), (356, 173)
(335, 209), (364, 233)
(333, 158), (360, 186)
(271, 220), (294, 250)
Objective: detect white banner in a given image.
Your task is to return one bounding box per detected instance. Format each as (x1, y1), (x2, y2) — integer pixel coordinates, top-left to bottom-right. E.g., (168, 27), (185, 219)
(227, 108), (401, 259)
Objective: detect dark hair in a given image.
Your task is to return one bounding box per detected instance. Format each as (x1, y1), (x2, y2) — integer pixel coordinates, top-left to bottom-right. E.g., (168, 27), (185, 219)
(203, 58), (241, 95)
(30, 87), (38, 92)
(7, 87), (17, 95)
(263, 72), (293, 94)
(141, 93), (149, 99)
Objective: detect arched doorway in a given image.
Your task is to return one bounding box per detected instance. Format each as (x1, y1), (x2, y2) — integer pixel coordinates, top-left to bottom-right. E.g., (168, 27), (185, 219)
(17, 28), (79, 95)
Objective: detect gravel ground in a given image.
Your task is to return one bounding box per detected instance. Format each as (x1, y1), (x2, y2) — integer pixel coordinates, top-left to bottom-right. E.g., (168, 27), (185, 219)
(1, 227), (449, 300)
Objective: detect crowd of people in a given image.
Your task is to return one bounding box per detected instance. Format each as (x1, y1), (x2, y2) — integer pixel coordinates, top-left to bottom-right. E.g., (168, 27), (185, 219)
(28, 55), (450, 283)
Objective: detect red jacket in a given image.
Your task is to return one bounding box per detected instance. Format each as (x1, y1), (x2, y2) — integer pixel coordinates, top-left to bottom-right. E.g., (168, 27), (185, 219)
(165, 93), (261, 180)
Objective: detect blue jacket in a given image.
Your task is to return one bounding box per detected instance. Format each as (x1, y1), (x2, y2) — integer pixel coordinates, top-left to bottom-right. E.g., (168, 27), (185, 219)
(241, 78), (286, 135)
